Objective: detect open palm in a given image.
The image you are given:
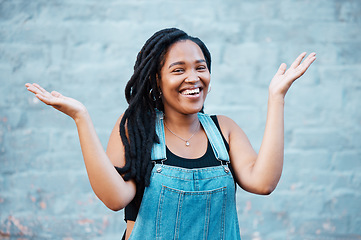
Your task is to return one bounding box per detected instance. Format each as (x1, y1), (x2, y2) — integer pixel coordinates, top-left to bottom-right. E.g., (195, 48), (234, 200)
(269, 52), (316, 100)
(25, 83), (87, 120)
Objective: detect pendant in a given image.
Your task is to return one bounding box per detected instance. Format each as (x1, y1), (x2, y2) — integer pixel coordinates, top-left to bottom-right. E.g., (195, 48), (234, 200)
(185, 141), (190, 147)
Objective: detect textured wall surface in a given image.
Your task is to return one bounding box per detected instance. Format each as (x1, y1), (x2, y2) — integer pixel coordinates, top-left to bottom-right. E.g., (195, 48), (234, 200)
(1, 0), (361, 239)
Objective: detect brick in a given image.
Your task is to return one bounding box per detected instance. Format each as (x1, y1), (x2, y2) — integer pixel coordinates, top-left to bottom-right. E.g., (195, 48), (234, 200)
(335, 43), (361, 65)
(278, 0), (337, 22)
(319, 65), (361, 86)
(222, 42), (280, 68)
(309, 23), (361, 43)
(290, 128), (349, 150)
(337, 0), (361, 23)
(284, 149), (332, 171)
(291, 215), (352, 237)
(213, 83), (268, 107)
(276, 42), (338, 66)
(350, 218), (361, 234)
(351, 174), (361, 191)
(253, 22), (361, 45)
(38, 2), (114, 22)
(332, 151), (361, 171)
(287, 83), (343, 110)
(0, 22), (65, 45)
(253, 22), (314, 44)
(6, 129), (50, 153)
(323, 190), (361, 219)
(216, 1), (278, 22)
(23, 151), (84, 172)
(0, 1), (42, 23)
(284, 104), (325, 132)
(333, 173), (361, 193)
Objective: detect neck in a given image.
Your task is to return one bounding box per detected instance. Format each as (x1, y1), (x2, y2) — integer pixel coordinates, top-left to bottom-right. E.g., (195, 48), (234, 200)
(163, 111), (200, 133)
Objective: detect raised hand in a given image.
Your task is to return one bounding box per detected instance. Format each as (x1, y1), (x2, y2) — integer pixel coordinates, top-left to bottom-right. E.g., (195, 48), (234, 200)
(25, 83), (87, 121)
(269, 52), (316, 101)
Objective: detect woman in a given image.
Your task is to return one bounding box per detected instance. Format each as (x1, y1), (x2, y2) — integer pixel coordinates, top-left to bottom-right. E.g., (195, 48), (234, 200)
(25, 28), (316, 239)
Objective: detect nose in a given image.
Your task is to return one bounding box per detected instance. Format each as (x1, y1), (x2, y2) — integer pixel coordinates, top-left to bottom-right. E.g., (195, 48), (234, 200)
(185, 71), (200, 83)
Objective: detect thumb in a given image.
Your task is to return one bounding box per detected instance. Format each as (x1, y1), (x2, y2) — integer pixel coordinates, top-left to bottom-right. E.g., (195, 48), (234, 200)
(51, 91), (62, 98)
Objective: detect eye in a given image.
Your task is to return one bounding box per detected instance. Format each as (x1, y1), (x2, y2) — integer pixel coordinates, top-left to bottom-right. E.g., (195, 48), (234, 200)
(172, 68), (184, 73)
(197, 65), (207, 71)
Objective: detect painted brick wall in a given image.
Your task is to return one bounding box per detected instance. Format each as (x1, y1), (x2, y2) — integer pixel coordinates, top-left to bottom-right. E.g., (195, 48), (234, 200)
(1, 0), (360, 239)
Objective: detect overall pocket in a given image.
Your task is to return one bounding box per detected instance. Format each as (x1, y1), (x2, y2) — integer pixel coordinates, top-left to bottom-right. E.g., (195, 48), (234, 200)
(156, 185), (227, 240)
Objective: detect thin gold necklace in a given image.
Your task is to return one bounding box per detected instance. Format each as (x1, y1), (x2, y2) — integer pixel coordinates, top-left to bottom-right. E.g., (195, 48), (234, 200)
(164, 121), (200, 147)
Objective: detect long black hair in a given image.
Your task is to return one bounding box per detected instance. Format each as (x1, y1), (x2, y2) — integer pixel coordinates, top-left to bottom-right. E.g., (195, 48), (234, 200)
(116, 28), (212, 189)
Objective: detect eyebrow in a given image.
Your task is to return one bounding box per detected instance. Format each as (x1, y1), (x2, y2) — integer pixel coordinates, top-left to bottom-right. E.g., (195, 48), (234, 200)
(168, 59), (206, 69)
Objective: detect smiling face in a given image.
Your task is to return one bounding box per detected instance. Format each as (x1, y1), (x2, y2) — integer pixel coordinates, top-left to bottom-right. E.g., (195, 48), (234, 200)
(158, 40), (211, 116)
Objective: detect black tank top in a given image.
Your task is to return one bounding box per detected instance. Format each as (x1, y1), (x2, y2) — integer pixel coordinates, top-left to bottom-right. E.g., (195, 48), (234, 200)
(116, 115), (230, 222)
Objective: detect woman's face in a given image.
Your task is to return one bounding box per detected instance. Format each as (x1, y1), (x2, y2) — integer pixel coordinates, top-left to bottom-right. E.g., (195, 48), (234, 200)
(158, 40), (210, 116)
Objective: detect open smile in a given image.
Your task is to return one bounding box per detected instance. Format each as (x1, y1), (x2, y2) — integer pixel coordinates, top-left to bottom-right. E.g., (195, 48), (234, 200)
(180, 87), (202, 96)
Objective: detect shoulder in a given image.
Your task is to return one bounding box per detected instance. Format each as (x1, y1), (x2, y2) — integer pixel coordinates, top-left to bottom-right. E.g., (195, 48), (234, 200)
(214, 115), (237, 126)
(209, 115), (240, 143)
(107, 113), (127, 168)
(213, 115), (239, 131)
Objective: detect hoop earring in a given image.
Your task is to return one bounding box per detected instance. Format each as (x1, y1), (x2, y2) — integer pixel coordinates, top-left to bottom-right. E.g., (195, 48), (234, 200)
(149, 89), (156, 101)
(208, 83), (212, 93)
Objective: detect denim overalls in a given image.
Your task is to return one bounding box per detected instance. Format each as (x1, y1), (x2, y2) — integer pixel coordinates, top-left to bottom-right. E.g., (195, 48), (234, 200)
(129, 112), (241, 240)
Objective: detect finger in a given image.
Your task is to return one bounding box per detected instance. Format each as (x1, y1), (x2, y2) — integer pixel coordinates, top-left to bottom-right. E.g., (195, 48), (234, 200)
(304, 54), (316, 68)
(300, 52), (316, 66)
(305, 52), (317, 64)
(293, 53), (316, 78)
(51, 91), (62, 98)
(26, 84), (42, 95)
(33, 83), (48, 94)
(35, 93), (52, 105)
(298, 53), (316, 72)
(36, 92), (60, 106)
(26, 83), (47, 94)
(275, 63), (287, 76)
(290, 52), (307, 69)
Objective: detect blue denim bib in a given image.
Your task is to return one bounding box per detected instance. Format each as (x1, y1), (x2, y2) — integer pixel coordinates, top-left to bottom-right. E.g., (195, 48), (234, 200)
(129, 112), (241, 240)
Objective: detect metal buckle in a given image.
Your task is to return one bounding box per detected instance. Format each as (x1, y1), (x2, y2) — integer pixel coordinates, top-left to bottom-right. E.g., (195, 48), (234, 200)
(155, 159), (165, 173)
(220, 160), (230, 173)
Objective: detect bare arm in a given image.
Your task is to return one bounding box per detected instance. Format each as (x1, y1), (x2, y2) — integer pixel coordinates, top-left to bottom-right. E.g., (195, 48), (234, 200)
(25, 83), (136, 210)
(221, 52), (316, 195)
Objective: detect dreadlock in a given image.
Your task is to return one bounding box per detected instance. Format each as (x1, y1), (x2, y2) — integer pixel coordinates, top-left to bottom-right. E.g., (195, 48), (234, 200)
(116, 28), (212, 192)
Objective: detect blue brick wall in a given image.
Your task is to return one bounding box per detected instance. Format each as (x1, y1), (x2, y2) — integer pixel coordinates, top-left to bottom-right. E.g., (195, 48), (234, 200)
(1, 0), (360, 239)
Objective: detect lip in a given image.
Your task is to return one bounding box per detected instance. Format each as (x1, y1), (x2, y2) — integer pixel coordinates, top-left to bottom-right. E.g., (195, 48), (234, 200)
(179, 87), (203, 98)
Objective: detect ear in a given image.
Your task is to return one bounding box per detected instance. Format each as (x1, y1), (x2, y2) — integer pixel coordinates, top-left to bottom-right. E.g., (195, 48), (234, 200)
(156, 73), (161, 88)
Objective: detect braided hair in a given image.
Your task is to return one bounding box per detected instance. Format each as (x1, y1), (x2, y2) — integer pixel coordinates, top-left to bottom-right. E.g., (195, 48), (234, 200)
(117, 28), (212, 191)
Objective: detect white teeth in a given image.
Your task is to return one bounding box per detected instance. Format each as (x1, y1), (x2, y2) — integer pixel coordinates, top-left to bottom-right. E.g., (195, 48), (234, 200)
(182, 88), (200, 95)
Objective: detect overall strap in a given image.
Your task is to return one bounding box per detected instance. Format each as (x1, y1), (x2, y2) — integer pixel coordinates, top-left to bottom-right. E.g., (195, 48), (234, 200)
(151, 110), (167, 161)
(198, 113), (230, 162)
(151, 111), (229, 162)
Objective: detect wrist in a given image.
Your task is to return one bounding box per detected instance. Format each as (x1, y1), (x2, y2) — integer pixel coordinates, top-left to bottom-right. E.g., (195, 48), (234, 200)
(73, 109), (90, 125)
(268, 94), (285, 106)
